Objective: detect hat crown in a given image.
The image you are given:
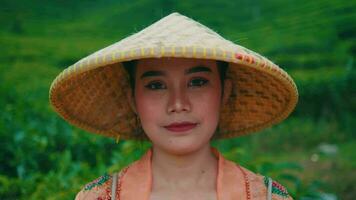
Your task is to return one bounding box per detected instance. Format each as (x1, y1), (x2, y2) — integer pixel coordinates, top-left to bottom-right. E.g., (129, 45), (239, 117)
(94, 12), (238, 57)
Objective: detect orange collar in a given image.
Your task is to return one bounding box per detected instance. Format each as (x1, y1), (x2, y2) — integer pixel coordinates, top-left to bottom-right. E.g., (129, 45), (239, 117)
(119, 148), (247, 200)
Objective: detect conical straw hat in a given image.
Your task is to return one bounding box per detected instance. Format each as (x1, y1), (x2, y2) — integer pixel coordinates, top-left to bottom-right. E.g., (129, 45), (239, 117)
(49, 12), (298, 140)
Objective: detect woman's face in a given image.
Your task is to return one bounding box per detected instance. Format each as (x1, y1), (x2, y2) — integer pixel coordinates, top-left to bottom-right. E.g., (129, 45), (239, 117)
(130, 57), (230, 155)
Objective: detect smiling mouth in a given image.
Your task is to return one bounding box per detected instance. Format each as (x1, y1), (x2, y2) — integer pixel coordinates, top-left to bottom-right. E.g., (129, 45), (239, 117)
(163, 122), (198, 132)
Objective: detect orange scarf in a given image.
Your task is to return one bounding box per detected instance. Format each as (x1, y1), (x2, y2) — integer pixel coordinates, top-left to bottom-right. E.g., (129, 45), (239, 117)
(75, 148), (292, 200)
(119, 148), (247, 200)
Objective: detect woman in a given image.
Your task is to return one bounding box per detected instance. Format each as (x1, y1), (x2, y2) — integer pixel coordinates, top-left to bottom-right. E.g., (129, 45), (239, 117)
(49, 12), (297, 200)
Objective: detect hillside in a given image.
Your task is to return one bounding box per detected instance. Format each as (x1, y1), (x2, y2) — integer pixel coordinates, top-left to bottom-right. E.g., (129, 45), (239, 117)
(0, 0), (355, 199)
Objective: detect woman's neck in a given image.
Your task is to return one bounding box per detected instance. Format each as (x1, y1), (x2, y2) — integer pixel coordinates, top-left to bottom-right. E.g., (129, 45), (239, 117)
(151, 144), (218, 190)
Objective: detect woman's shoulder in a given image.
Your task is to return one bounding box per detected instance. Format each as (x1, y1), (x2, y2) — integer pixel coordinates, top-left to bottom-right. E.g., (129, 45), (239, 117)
(237, 165), (293, 200)
(74, 173), (113, 200)
(75, 166), (129, 200)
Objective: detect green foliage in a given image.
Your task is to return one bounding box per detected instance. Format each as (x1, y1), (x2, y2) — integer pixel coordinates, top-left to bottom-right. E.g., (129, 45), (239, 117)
(1, 0), (355, 199)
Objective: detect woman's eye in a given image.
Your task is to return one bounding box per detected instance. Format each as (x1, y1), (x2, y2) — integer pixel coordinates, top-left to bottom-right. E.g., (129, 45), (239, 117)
(188, 78), (209, 87)
(145, 81), (166, 90)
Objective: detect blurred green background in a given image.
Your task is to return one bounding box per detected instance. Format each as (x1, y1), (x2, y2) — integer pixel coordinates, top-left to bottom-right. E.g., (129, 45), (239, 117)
(1, 0), (355, 199)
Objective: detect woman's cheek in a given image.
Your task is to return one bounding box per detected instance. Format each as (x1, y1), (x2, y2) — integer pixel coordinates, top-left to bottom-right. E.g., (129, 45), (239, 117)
(192, 87), (221, 107)
(136, 92), (165, 118)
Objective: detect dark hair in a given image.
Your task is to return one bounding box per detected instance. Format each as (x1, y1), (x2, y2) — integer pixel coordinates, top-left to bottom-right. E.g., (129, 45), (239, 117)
(122, 59), (229, 96)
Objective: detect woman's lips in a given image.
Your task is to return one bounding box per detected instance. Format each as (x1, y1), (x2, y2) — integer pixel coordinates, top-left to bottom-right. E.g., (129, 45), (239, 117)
(164, 122), (197, 132)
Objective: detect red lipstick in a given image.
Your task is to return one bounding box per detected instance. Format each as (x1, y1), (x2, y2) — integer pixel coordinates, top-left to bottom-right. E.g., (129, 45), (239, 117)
(164, 122), (197, 132)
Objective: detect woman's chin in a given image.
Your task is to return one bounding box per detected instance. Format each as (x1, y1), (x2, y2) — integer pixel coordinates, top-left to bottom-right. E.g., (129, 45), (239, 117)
(153, 139), (209, 156)
(146, 127), (215, 156)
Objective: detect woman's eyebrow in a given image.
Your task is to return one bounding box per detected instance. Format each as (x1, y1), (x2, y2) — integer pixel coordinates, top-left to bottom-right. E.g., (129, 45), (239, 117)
(140, 65), (212, 79)
(140, 70), (165, 79)
(185, 65), (212, 74)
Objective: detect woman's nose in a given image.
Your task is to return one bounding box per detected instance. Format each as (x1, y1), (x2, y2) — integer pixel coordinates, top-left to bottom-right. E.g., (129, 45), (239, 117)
(167, 86), (191, 114)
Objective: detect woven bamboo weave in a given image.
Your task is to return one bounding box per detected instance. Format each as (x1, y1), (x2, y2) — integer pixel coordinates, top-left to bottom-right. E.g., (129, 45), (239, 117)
(49, 12), (298, 140)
